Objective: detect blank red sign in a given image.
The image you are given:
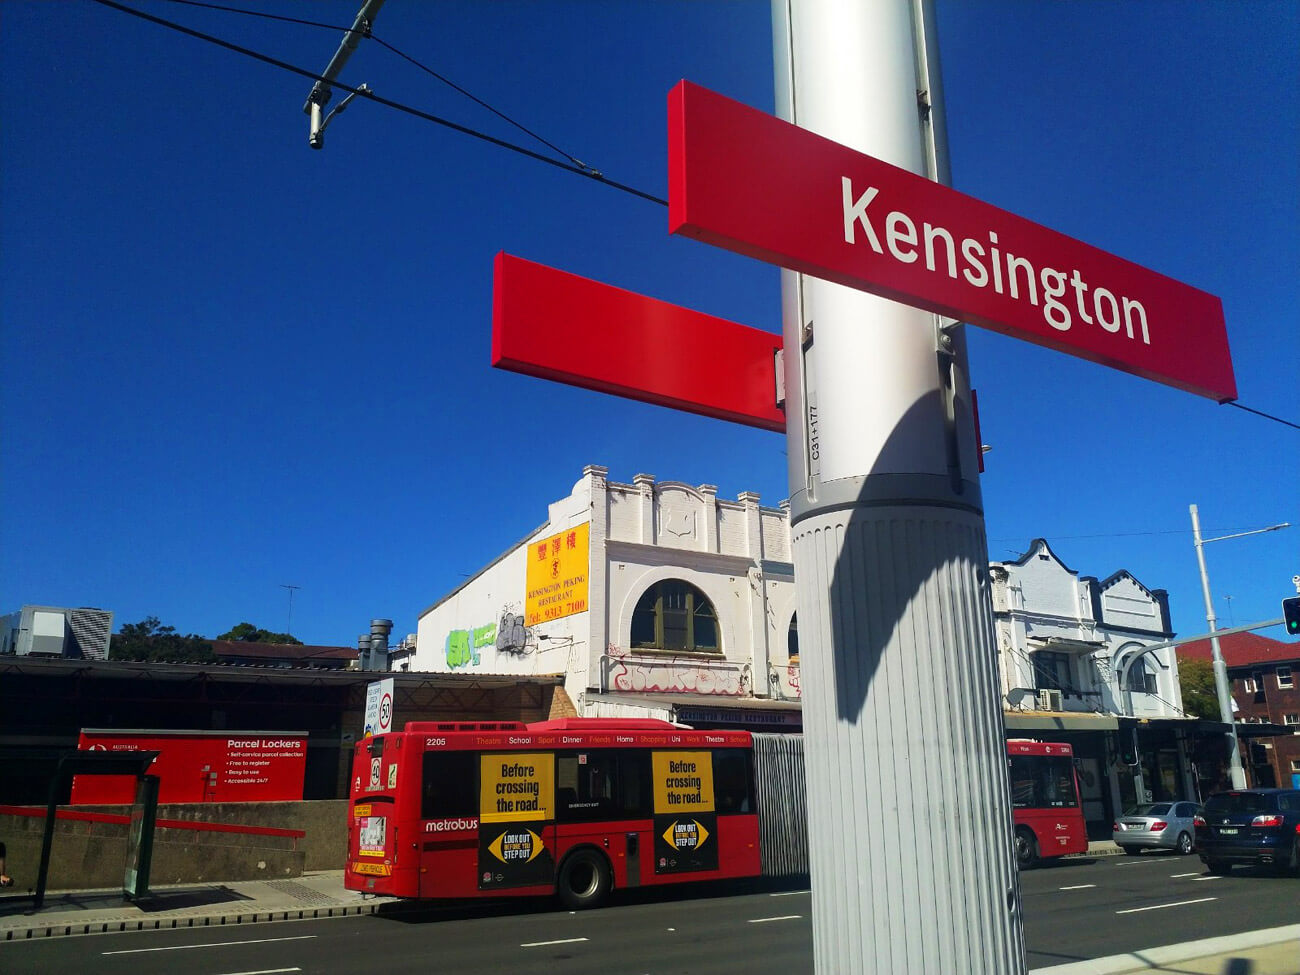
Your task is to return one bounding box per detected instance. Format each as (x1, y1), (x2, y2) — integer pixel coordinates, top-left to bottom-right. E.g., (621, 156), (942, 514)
(668, 81), (1235, 403)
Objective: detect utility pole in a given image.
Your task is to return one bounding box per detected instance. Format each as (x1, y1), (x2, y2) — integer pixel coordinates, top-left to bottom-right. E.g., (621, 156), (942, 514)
(280, 584), (301, 640)
(771, 2), (1024, 972)
(1190, 505), (1290, 790)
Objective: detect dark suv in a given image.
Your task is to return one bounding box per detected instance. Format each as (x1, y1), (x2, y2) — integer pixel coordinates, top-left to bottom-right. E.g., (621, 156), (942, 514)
(1194, 789), (1300, 874)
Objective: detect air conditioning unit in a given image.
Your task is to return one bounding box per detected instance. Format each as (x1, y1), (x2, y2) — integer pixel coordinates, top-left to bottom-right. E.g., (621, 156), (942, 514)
(1037, 689), (1063, 711)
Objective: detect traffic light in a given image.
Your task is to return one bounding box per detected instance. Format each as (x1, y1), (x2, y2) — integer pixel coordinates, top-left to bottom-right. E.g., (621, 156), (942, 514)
(1284, 596), (1300, 637)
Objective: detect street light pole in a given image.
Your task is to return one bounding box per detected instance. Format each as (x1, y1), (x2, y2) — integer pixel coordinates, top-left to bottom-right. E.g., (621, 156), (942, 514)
(1189, 505), (1291, 790)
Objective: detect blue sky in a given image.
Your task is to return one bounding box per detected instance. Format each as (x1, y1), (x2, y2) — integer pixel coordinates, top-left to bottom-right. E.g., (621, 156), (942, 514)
(3, 1), (1296, 649)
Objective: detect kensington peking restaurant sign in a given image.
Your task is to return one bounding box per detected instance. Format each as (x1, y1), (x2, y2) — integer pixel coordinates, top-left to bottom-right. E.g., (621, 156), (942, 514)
(668, 82), (1236, 403)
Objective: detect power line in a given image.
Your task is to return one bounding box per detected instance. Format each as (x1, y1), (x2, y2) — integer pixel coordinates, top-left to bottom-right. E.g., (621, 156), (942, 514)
(79, 2), (1300, 435)
(152, 0), (598, 174)
(89, 0), (666, 205)
(1225, 400), (1300, 431)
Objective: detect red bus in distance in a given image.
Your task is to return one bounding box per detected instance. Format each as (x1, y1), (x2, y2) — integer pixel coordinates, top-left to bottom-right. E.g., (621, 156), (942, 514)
(1007, 740), (1089, 867)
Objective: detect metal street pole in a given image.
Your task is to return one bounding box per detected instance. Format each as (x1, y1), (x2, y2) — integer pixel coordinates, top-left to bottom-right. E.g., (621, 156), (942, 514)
(772, 2), (1024, 973)
(1189, 505), (1290, 790)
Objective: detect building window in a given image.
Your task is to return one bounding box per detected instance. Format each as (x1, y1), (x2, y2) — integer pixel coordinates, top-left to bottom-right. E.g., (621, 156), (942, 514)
(1277, 666), (1293, 689)
(1242, 676), (1256, 693)
(630, 580), (719, 653)
(1033, 650), (1071, 691)
(1284, 713), (1299, 731)
(788, 614), (799, 664)
(1291, 759), (1300, 775)
(1125, 659), (1157, 694)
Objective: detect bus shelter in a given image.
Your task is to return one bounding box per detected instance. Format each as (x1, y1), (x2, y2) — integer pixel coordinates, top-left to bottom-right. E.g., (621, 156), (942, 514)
(31, 749), (160, 908)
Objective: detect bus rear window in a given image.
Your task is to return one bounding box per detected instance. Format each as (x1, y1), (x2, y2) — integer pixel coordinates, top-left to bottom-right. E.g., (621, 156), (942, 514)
(1009, 755), (1077, 809)
(422, 751), (477, 819)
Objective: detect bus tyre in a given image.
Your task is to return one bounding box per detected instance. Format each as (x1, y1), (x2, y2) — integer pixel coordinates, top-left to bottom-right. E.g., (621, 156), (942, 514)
(1014, 827), (1038, 870)
(557, 849), (611, 910)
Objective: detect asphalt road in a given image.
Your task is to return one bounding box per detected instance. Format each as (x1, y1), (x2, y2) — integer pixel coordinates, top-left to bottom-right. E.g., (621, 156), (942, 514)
(3, 854), (1297, 974)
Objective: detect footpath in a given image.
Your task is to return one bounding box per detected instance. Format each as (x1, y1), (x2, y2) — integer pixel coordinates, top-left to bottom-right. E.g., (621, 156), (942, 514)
(2, 863), (1296, 974)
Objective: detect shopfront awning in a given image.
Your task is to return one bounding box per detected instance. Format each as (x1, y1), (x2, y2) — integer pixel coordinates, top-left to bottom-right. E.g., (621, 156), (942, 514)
(1003, 711), (1119, 732)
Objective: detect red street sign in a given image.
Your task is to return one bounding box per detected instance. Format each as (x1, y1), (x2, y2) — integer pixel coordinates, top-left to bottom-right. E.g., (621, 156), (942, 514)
(492, 252), (785, 431)
(668, 81), (1236, 403)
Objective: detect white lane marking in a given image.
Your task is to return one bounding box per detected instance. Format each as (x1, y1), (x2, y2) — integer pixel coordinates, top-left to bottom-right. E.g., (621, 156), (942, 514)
(770, 889), (810, 896)
(103, 936), (317, 956)
(1058, 884), (1096, 890)
(1116, 897), (1216, 915)
(521, 937), (589, 948)
(1191, 875), (1223, 881)
(216, 970), (302, 975)
(748, 915), (803, 923)
(1169, 872), (1200, 878)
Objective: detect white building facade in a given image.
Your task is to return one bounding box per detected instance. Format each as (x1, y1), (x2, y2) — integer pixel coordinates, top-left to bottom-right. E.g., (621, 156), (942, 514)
(991, 539), (1200, 830)
(414, 466), (802, 730)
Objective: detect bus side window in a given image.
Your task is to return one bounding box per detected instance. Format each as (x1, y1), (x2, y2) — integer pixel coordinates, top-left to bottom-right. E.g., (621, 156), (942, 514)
(617, 751), (652, 818)
(422, 751), (477, 819)
(713, 750), (753, 814)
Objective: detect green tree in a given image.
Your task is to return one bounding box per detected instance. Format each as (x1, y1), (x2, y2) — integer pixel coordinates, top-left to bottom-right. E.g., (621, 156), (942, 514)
(217, 622), (302, 645)
(111, 616), (216, 663)
(1178, 656), (1220, 718)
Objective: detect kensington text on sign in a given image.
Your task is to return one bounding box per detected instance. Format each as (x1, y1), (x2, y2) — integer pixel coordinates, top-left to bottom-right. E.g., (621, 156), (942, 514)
(668, 81), (1235, 402)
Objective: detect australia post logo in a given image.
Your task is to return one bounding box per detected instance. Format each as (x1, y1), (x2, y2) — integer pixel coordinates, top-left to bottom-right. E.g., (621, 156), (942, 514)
(424, 817), (478, 834)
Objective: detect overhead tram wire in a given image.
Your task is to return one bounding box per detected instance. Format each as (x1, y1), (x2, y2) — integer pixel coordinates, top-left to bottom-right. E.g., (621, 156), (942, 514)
(90, 0), (664, 205)
(153, 0), (599, 175)
(83, 4), (1300, 433)
(1224, 401), (1300, 431)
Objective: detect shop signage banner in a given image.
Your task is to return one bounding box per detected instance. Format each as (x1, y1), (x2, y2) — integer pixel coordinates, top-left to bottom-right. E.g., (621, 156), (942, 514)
(525, 522), (590, 626)
(668, 81), (1236, 402)
(71, 730), (308, 804)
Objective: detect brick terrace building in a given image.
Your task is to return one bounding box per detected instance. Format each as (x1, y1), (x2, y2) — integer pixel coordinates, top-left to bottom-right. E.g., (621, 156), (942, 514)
(1177, 631), (1300, 789)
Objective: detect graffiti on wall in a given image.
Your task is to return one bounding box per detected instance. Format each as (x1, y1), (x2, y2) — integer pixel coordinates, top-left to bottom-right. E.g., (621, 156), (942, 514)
(445, 622), (496, 669)
(445, 610), (539, 668)
(495, 612), (531, 656)
(606, 644), (748, 697)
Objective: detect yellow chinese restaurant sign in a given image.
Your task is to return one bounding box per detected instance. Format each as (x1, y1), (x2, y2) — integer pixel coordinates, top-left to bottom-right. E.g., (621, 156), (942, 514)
(525, 522), (589, 626)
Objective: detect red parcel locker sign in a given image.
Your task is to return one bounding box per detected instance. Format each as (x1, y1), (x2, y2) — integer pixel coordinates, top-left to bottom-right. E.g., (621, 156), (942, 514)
(667, 81), (1236, 402)
(70, 730), (308, 804)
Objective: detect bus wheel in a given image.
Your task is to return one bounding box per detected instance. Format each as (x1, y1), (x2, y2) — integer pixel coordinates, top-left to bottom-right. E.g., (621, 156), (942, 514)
(1014, 828), (1038, 870)
(557, 848), (612, 910)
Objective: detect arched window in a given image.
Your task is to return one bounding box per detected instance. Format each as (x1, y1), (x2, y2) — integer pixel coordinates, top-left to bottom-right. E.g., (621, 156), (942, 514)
(630, 580), (719, 652)
(788, 613), (799, 664)
(1125, 658), (1157, 694)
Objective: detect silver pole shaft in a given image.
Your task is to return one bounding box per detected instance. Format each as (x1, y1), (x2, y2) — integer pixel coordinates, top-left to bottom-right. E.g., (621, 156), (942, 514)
(772, 2), (1024, 972)
(1190, 504), (1247, 789)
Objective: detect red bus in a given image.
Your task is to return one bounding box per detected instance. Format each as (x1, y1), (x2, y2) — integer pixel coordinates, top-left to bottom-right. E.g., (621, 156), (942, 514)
(1007, 740), (1088, 867)
(344, 717), (804, 908)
